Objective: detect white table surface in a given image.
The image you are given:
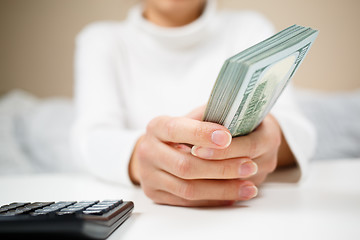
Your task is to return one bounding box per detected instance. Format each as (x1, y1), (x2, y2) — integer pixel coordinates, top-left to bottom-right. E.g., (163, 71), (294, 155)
(1, 159), (359, 240)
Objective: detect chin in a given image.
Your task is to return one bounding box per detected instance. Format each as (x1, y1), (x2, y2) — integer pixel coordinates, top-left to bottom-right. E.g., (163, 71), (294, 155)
(149, 0), (205, 12)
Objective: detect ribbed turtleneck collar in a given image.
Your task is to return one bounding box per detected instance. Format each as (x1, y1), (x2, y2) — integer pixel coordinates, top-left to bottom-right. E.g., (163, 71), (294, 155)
(126, 0), (217, 49)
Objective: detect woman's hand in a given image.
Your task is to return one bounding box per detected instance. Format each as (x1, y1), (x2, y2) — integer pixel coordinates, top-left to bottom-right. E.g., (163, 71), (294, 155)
(191, 114), (283, 186)
(129, 106), (293, 206)
(129, 113), (258, 206)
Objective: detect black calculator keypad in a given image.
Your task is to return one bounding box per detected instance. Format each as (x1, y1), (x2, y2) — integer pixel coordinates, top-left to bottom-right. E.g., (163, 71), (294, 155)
(0, 200), (123, 217)
(0, 202), (54, 216)
(32, 201), (76, 216)
(0, 199), (134, 239)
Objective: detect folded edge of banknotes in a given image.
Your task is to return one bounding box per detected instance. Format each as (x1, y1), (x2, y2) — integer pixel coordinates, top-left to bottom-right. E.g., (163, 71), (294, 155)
(203, 24), (318, 137)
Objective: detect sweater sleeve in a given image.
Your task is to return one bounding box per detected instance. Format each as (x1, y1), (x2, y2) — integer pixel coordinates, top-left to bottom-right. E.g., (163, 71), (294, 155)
(271, 84), (317, 182)
(71, 23), (143, 186)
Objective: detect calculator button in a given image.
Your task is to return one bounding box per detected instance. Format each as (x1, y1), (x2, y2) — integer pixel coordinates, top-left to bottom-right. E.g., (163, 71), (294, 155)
(54, 201), (77, 207)
(98, 200), (123, 210)
(41, 202), (75, 212)
(28, 202), (54, 207)
(77, 201), (99, 206)
(30, 211), (48, 216)
(0, 210), (18, 216)
(14, 207), (29, 214)
(0, 202), (30, 213)
(56, 211), (76, 216)
(34, 209), (54, 215)
(41, 206), (60, 212)
(26, 202), (54, 211)
(101, 200), (123, 205)
(87, 205), (110, 210)
(67, 207), (85, 212)
(67, 201), (97, 210)
(82, 210), (104, 215)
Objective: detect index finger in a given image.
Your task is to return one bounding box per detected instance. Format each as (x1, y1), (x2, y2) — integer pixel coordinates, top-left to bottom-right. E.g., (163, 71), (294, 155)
(146, 116), (232, 149)
(191, 134), (258, 160)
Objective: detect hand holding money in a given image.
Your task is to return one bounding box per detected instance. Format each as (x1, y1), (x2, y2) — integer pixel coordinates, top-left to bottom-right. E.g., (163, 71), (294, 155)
(129, 110), (259, 207)
(129, 106), (287, 206)
(129, 25), (318, 206)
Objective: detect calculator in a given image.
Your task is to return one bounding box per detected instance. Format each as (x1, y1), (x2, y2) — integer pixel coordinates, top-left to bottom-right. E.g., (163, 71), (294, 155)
(0, 199), (134, 239)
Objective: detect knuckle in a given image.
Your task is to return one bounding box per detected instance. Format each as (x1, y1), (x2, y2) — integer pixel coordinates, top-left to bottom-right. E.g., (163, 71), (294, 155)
(165, 117), (178, 140)
(146, 116), (160, 134)
(178, 181), (195, 200)
(136, 140), (150, 163)
(174, 156), (191, 178)
(193, 123), (205, 139)
(147, 115), (169, 135)
(218, 162), (233, 178)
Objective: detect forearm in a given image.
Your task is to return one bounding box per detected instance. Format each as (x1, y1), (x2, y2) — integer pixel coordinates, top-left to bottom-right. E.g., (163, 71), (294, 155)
(266, 114), (296, 169)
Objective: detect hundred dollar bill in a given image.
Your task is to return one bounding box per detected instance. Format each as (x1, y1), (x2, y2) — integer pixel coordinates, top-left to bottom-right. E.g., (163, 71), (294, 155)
(203, 25), (318, 137)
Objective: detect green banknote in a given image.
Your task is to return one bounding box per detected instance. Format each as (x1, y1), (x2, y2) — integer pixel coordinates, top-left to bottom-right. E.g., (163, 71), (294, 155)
(203, 25), (318, 137)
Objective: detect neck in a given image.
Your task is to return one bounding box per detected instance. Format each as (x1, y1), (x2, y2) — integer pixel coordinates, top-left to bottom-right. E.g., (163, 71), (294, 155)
(143, 2), (206, 27)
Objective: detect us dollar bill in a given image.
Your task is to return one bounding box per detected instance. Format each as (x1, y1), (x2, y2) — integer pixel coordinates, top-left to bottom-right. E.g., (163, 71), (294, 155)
(203, 25), (318, 137)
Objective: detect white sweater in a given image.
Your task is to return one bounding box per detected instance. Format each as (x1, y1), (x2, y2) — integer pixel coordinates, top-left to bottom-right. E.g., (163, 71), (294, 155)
(72, 0), (316, 185)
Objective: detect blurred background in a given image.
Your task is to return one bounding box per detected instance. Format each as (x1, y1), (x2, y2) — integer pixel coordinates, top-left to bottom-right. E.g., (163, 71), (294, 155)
(1, 0), (359, 97)
(0, 0), (360, 175)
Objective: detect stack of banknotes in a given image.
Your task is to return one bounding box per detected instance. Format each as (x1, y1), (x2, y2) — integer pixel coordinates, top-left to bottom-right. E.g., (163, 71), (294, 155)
(203, 25), (318, 137)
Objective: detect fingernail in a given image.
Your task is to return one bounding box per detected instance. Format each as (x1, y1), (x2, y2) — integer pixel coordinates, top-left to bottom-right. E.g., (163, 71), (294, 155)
(211, 130), (232, 147)
(191, 146), (199, 156)
(239, 185), (258, 199)
(191, 146), (214, 158)
(239, 161), (258, 177)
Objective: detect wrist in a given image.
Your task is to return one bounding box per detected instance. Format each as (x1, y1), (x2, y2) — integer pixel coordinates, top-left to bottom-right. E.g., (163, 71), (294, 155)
(268, 115), (296, 168)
